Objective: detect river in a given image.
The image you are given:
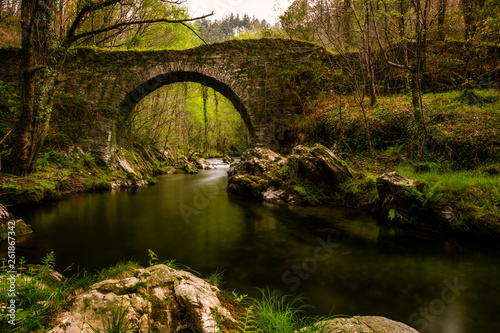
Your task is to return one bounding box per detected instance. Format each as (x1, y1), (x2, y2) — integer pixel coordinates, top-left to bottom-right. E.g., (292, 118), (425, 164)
(10, 159), (500, 332)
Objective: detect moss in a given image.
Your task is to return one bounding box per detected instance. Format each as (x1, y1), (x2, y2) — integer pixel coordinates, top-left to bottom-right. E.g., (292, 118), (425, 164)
(292, 184), (329, 206)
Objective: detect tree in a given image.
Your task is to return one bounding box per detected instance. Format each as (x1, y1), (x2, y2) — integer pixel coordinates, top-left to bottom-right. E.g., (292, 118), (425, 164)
(437, 0), (448, 40)
(279, 0), (317, 42)
(2, 0), (212, 176)
(371, 0), (434, 157)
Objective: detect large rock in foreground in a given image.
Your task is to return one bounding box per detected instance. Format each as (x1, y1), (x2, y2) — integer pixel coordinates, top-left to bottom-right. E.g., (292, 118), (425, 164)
(48, 265), (243, 333)
(306, 316), (418, 333)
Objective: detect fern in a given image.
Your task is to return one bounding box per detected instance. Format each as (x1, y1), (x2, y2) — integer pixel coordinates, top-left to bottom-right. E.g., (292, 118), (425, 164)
(388, 208), (408, 222)
(41, 251), (56, 270)
(233, 306), (262, 333)
(148, 249), (159, 267)
(403, 185), (424, 202)
(422, 182), (444, 210)
(388, 209), (397, 221)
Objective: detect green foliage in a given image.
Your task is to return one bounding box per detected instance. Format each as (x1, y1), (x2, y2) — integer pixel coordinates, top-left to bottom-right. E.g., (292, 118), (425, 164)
(234, 306), (263, 333)
(229, 290), (248, 303)
(199, 14), (272, 43)
(0, 252), (71, 332)
(454, 89), (498, 106)
(248, 289), (314, 333)
(148, 249), (159, 267)
(76, 0), (201, 50)
(97, 261), (141, 281)
(89, 304), (135, 333)
(41, 251), (56, 271)
(397, 164), (500, 226)
(133, 82), (249, 156)
(279, 0), (317, 42)
(0, 80), (19, 136)
(293, 184), (329, 205)
(205, 268), (225, 287)
(336, 175), (379, 209)
(35, 149), (76, 169)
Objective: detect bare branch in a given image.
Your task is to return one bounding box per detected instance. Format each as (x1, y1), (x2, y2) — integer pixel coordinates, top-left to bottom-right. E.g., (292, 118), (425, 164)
(180, 21), (209, 45)
(62, 0), (121, 49)
(64, 7), (213, 48)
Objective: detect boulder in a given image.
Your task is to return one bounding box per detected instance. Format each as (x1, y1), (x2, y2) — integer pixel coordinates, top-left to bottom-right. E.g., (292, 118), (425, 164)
(376, 172), (423, 203)
(191, 154), (215, 170)
(0, 204), (32, 240)
(376, 172), (424, 223)
(48, 265), (243, 333)
(303, 316), (418, 333)
(227, 148), (286, 198)
(222, 154), (234, 164)
(228, 145), (353, 206)
(177, 155), (199, 174)
(293, 145), (353, 194)
(228, 148), (286, 177)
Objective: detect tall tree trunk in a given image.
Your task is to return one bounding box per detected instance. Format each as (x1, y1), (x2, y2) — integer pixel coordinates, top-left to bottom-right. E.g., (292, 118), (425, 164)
(2, 0), (53, 175)
(3, 0), (37, 175)
(364, 0), (377, 106)
(437, 0), (447, 41)
(400, 0), (410, 90)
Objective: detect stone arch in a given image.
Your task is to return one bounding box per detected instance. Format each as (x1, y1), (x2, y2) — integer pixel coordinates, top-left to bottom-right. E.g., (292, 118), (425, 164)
(118, 71), (255, 137)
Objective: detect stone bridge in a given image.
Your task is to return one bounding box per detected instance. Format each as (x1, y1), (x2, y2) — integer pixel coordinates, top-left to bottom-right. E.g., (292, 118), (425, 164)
(0, 39), (336, 155)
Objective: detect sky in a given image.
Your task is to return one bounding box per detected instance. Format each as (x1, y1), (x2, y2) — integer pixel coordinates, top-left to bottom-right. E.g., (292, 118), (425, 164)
(185, 0), (292, 24)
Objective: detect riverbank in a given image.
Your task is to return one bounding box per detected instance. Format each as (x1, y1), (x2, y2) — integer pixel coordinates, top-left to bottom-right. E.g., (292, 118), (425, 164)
(294, 90), (499, 239)
(0, 147), (217, 207)
(225, 89), (500, 239)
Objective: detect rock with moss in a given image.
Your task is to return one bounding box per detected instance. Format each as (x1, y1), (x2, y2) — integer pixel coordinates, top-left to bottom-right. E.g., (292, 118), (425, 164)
(228, 145), (353, 206)
(376, 172), (423, 203)
(376, 172), (425, 224)
(48, 264), (243, 333)
(191, 153), (214, 170)
(292, 144), (354, 195)
(0, 204), (32, 239)
(304, 316), (418, 333)
(222, 154), (234, 164)
(227, 148), (286, 198)
(109, 148), (152, 188)
(177, 155), (199, 174)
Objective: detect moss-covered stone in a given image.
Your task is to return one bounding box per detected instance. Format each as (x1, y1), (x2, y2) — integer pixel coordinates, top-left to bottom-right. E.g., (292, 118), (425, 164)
(228, 145), (352, 206)
(48, 265), (242, 333)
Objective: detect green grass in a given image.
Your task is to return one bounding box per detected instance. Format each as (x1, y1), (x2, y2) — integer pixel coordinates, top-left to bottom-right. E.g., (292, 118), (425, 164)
(396, 165), (499, 193)
(247, 289), (319, 333)
(396, 164), (500, 229)
(0, 252), (72, 332)
(0, 255), (144, 333)
(89, 304), (134, 333)
(97, 261), (141, 281)
(205, 268), (226, 287)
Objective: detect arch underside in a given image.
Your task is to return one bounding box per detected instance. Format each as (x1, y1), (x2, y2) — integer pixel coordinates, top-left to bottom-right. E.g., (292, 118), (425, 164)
(119, 71), (255, 136)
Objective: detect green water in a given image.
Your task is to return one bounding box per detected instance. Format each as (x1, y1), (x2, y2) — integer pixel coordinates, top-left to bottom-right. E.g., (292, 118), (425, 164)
(10, 160), (500, 332)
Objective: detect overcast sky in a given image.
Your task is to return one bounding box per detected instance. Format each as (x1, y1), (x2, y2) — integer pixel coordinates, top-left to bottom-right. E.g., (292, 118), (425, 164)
(185, 0), (292, 24)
